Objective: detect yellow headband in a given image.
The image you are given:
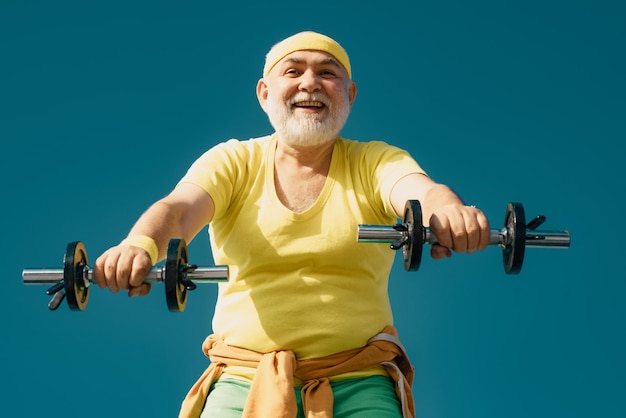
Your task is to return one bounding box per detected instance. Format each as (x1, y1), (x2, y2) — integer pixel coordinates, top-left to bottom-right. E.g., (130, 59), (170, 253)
(263, 31), (352, 79)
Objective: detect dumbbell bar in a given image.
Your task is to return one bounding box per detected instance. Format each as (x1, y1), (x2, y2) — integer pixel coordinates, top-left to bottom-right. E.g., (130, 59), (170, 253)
(358, 201), (570, 274)
(23, 238), (228, 312)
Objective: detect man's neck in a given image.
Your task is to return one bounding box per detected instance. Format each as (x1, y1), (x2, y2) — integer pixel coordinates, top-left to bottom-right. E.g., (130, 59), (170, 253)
(272, 136), (337, 213)
(274, 136), (337, 173)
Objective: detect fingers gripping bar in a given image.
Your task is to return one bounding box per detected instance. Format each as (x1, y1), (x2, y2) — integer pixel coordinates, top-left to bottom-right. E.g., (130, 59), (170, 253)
(358, 201), (570, 274)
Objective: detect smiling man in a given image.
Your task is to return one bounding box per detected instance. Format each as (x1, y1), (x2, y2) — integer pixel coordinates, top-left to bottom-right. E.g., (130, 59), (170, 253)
(94, 31), (490, 418)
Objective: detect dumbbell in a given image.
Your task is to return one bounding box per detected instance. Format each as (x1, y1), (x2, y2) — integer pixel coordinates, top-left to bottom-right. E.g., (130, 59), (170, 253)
(22, 238), (228, 312)
(358, 201), (570, 274)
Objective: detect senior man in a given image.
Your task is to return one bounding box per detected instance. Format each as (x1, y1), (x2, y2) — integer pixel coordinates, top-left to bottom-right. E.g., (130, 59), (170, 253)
(94, 31), (490, 418)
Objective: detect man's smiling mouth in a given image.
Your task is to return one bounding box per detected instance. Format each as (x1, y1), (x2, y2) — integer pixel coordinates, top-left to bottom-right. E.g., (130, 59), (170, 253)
(293, 101), (325, 109)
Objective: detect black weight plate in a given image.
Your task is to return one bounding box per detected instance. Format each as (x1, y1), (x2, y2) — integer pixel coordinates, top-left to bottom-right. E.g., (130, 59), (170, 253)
(165, 238), (188, 312)
(63, 241), (89, 311)
(403, 200), (424, 271)
(503, 202), (526, 274)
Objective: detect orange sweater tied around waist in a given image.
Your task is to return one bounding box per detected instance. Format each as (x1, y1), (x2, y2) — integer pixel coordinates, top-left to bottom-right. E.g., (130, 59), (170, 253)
(178, 326), (415, 418)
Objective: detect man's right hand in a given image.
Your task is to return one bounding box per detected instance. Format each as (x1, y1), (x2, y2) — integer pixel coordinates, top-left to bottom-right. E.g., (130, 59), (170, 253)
(93, 245), (153, 297)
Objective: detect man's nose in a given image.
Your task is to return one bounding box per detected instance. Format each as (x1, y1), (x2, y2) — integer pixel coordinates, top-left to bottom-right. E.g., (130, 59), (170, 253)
(298, 70), (321, 92)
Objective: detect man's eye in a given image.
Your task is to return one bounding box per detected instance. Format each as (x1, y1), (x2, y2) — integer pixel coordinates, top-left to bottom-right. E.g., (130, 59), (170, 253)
(320, 70), (337, 78)
(284, 69), (300, 76)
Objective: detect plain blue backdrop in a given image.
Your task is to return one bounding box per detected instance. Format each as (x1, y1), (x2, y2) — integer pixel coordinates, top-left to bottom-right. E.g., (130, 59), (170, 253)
(2, 1), (624, 417)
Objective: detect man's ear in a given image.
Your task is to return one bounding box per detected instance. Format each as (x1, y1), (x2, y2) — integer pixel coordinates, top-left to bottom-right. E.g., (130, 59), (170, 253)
(256, 78), (269, 111)
(348, 81), (357, 107)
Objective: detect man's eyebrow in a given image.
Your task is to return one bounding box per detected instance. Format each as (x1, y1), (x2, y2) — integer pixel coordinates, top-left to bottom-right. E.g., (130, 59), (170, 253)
(280, 56), (342, 69)
(319, 57), (342, 69)
(280, 57), (303, 66)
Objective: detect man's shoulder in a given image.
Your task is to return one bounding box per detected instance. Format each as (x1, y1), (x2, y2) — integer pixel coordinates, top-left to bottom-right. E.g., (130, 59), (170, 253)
(222, 134), (273, 147)
(338, 137), (402, 155)
(211, 135), (274, 155)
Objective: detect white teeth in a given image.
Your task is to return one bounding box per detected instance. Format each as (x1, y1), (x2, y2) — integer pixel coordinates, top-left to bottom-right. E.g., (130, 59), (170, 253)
(295, 101), (323, 107)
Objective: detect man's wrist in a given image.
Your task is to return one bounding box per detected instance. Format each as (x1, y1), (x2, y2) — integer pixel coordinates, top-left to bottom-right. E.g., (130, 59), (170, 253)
(120, 235), (159, 265)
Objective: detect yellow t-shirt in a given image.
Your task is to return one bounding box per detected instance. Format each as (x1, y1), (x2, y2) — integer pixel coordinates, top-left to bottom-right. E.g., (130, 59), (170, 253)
(179, 135), (425, 378)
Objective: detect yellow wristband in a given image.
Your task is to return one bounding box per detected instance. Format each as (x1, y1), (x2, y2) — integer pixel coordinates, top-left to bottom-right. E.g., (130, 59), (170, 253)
(120, 235), (159, 265)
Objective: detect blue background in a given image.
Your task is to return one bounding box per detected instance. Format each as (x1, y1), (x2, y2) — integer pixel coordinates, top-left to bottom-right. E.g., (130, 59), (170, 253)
(2, 1), (624, 417)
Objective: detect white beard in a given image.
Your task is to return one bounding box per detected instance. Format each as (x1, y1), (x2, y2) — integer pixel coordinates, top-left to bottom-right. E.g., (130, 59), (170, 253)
(265, 91), (351, 148)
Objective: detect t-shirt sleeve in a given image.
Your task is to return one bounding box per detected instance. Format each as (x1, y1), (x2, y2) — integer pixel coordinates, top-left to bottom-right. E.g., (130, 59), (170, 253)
(359, 141), (427, 217)
(177, 139), (251, 220)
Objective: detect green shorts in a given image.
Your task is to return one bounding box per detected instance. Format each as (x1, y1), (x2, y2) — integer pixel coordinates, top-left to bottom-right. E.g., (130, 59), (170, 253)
(200, 375), (403, 418)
